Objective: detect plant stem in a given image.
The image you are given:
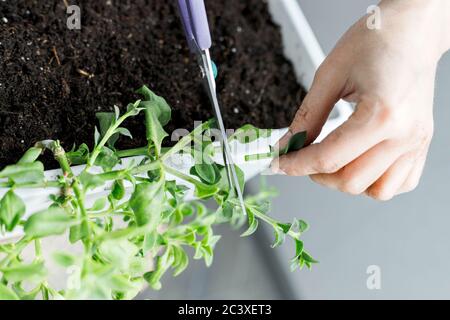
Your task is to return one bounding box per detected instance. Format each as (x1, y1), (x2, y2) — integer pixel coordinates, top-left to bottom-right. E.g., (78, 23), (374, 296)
(34, 239), (42, 260)
(0, 181), (61, 189)
(95, 161), (161, 182)
(247, 206), (278, 226)
(229, 198), (301, 240)
(116, 147), (148, 158)
(88, 109), (137, 169)
(131, 161), (161, 175)
(161, 121), (211, 162)
(88, 202), (131, 218)
(51, 142), (92, 246)
(0, 237), (31, 269)
(163, 164), (199, 186)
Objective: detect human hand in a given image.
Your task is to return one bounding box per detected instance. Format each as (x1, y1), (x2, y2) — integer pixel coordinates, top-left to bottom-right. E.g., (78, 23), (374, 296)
(272, 0), (450, 200)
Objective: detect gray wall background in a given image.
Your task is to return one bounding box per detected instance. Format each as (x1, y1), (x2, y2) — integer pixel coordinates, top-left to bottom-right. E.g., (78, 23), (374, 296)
(143, 0), (450, 300)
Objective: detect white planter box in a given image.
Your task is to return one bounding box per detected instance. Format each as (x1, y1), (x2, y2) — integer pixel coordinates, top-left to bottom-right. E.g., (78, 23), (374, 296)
(0, 0), (351, 242)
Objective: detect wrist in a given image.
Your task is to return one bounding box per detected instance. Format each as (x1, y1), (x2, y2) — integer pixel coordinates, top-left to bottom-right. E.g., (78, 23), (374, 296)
(379, 0), (450, 59)
(422, 0), (450, 56)
(436, 0), (450, 55)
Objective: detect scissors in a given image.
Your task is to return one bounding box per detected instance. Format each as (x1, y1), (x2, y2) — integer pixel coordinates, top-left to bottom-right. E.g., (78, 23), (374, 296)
(177, 0), (247, 216)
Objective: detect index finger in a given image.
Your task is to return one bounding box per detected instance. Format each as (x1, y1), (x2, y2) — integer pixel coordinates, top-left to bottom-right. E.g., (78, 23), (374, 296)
(275, 100), (389, 176)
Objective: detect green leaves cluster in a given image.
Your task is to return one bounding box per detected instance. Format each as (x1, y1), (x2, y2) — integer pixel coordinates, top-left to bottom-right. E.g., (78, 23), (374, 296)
(0, 86), (316, 300)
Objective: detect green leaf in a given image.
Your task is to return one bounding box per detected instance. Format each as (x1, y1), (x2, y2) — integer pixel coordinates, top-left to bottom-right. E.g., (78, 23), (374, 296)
(195, 202), (208, 217)
(177, 229), (196, 245)
(137, 87), (172, 156)
(129, 257), (152, 278)
(24, 207), (73, 238)
(137, 86), (172, 126)
(0, 283), (19, 300)
(207, 235), (221, 248)
(129, 181), (165, 227)
(109, 275), (143, 296)
(53, 252), (77, 268)
(298, 220), (309, 233)
(280, 219), (309, 235)
(98, 239), (139, 270)
(144, 247), (174, 290)
(0, 162), (44, 184)
(179, 203), (194, 217)
(290, 240), (306, 272)
(91, 197), (108, 211)
(111, 180), (126, 200)
(229, 124), (272, 144)
(302, 251), (319, 264)
(1, 261), (47, 283)
(147, 168), (163, 182)
(69, 221), (89, 243)
(217, 165), (245, 195)
(278, 222), (292, 234)
(94, 147), (120, 172)
(194, 183), (219, 199)
(172, 246), (189, 277)
(94, 126), (101, 146)
(143, 231), (158, 253)
(143, 104), (168, 156)
(114, 105), (120, 120)
(278, 131), (307, 156)
(272, 226), (286, 248)
(193, 243), (203, 260)
(96, 112), (118, 148)
(0, 190), (25, 232)
(218, 201), (234, 219)
(190, 163), (220, 185)
(66, 144), (90, 165)
(293, 240), (304, 260)
(126, 101), (143, 117)
(241, 210), (258, 237)
(18, 147), (42, 164)
(166, 181), (189, 204)
(116, 127), (133, 139)
(201, 245), (214, 267)
(290, 258), (301, 272)
(79, 172), (105, 191)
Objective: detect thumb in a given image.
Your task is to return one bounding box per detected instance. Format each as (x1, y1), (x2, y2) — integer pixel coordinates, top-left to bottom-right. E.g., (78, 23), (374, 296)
(278, 60), (348, 149)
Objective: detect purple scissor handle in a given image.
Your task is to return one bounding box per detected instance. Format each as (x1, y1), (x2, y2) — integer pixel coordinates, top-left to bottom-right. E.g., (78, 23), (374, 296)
(177, 0), (212, 52)
(176, 0), (247, 216)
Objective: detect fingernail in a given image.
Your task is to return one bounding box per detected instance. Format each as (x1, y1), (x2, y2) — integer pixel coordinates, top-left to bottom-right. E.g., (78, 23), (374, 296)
(270, 159), (287, 175)
(275, 128), (293, 152)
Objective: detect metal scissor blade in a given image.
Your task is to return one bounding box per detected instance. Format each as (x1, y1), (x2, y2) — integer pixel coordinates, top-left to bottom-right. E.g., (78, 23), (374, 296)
(199, 50), (247, 216)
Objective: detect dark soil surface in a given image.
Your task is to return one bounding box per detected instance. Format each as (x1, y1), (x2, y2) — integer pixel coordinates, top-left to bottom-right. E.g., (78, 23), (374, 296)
(0, 0), (305, 168)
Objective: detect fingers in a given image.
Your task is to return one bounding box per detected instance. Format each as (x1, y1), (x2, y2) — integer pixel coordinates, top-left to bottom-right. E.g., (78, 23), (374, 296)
(310, 148), (423, 200)
(397, 152), (428, 195)
(310, 140), (403, 195)
(275, 99), (387, 176)
(366, 153), (416, 201)
(278, 59), (349, 150)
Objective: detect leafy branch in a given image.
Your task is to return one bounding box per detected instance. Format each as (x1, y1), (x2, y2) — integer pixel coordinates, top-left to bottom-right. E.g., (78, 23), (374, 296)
(0, 86), (316, 300)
